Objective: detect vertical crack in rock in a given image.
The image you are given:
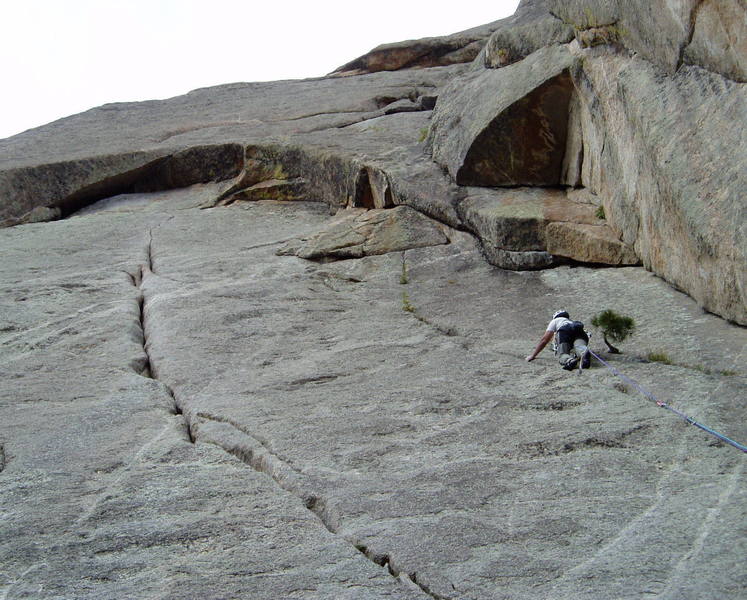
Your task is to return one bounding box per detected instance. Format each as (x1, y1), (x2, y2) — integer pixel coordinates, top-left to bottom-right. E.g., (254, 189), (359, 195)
(400, 252), (463, 344)
(678, 0), (707, 71)
(123, 228), (444, 597)
(195, 413), (448, 600)
(0, 444), (6, 473)
(129, 228), (195, 444)
(195, 412), (306, 478)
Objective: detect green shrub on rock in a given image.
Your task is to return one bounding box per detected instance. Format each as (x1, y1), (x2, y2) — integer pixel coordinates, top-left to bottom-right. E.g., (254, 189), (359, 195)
(591, 309), (636, 353)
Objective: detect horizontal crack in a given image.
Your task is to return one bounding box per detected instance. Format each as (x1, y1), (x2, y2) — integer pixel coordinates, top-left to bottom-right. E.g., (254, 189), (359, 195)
(509, 425), (651, 459)
(275, 109), (371, 122)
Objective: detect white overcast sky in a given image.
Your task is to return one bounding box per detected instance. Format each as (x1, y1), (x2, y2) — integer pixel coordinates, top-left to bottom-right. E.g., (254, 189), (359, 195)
(0, 1), (520, 140)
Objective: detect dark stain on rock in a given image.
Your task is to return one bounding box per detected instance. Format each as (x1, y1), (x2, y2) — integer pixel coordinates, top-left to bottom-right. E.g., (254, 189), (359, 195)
(457, 71), (575, 186)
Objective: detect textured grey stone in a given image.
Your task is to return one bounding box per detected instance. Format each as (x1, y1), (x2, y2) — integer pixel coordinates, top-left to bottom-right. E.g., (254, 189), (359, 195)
(550, 0), (747, 81)
(278, 206), (450, 261)
(1, 4), (746, 597)
(1, 192), (744, 599)
(683, 0), (747, 82)
(566, 51), (747, 323)
(1, 1), (745, 326)
(429, 45), (577, 186)
(548, 0), (699, 73)
(331, 18), (511, 76)
(480, 0), (575, 68)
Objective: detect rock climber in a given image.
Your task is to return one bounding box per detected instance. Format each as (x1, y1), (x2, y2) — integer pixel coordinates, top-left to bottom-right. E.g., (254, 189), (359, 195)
(525, 310), (590, 370)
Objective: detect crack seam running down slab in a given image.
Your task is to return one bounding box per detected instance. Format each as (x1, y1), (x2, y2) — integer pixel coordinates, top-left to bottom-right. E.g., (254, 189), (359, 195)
(73, 226), (200, 527)
(195, 412), (305, 478)
(135, 226), (195, 442)
(194, 412), (450, 600)
(132, 221), (446, 598)
(399, 251), (466, 347)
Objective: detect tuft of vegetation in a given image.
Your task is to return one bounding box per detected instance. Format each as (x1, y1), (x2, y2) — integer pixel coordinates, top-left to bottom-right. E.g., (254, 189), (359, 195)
(595, 205), (606, 220)
(417, 127), (429, 143)
(402, 291), (415, 313)
(643, 357), (737, 377)
(495, 47), (511, 65)
(400, 256), (409, 285)
(591, 309), (636, 354)
(646, 351), (673, 365)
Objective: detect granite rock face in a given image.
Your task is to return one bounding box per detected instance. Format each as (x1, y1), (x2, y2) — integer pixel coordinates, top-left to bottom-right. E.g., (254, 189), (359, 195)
(331, 20), (509, 76)
(428, 0), (747, 323)
(278, 206), (450, 261)
(547, 0), (699, 74)
(480, 0), (574, 68)
(1, 4), (746, 597)
(429, 45), (577, 186)
(1, 192), (745, 600)
(683, 0), (747, 82)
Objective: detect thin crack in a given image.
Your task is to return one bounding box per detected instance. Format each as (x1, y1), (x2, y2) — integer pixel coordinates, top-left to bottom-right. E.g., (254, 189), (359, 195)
(399, 252), (464, 344)
(273, 109), (371, 122)
(0, 444), (6, 473)
(411, 311), (461, 339)
(509, 425), (650, 459)
(154, 121), (252, 144)
(146, 229), (154, 273)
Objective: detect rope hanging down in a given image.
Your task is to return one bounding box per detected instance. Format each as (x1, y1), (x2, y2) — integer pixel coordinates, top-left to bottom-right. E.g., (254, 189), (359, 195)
(586, 348), (747, 454)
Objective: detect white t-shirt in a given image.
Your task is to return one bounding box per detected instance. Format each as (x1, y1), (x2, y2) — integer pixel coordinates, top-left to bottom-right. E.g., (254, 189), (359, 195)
(546, 316), (572, 333)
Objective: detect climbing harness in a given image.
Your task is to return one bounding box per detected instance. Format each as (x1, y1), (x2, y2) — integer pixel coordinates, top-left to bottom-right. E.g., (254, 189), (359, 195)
(586, 347), (747, 454)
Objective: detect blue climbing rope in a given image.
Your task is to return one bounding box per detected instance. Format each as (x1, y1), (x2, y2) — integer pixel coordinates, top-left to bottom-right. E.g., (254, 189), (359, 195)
(587, 348), (747, 454)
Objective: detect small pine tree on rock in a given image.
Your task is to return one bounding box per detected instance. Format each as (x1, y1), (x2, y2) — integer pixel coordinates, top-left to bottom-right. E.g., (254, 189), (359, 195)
(591, 309), (636, 354)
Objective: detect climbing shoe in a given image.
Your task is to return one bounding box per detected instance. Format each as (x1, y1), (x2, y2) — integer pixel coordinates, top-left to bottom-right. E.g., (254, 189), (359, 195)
(562, 356), (579, 371)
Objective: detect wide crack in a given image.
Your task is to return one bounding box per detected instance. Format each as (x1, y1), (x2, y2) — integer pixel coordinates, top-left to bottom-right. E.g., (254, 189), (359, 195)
(124, 225), (448, 598)
(129, 227), (195, 444)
